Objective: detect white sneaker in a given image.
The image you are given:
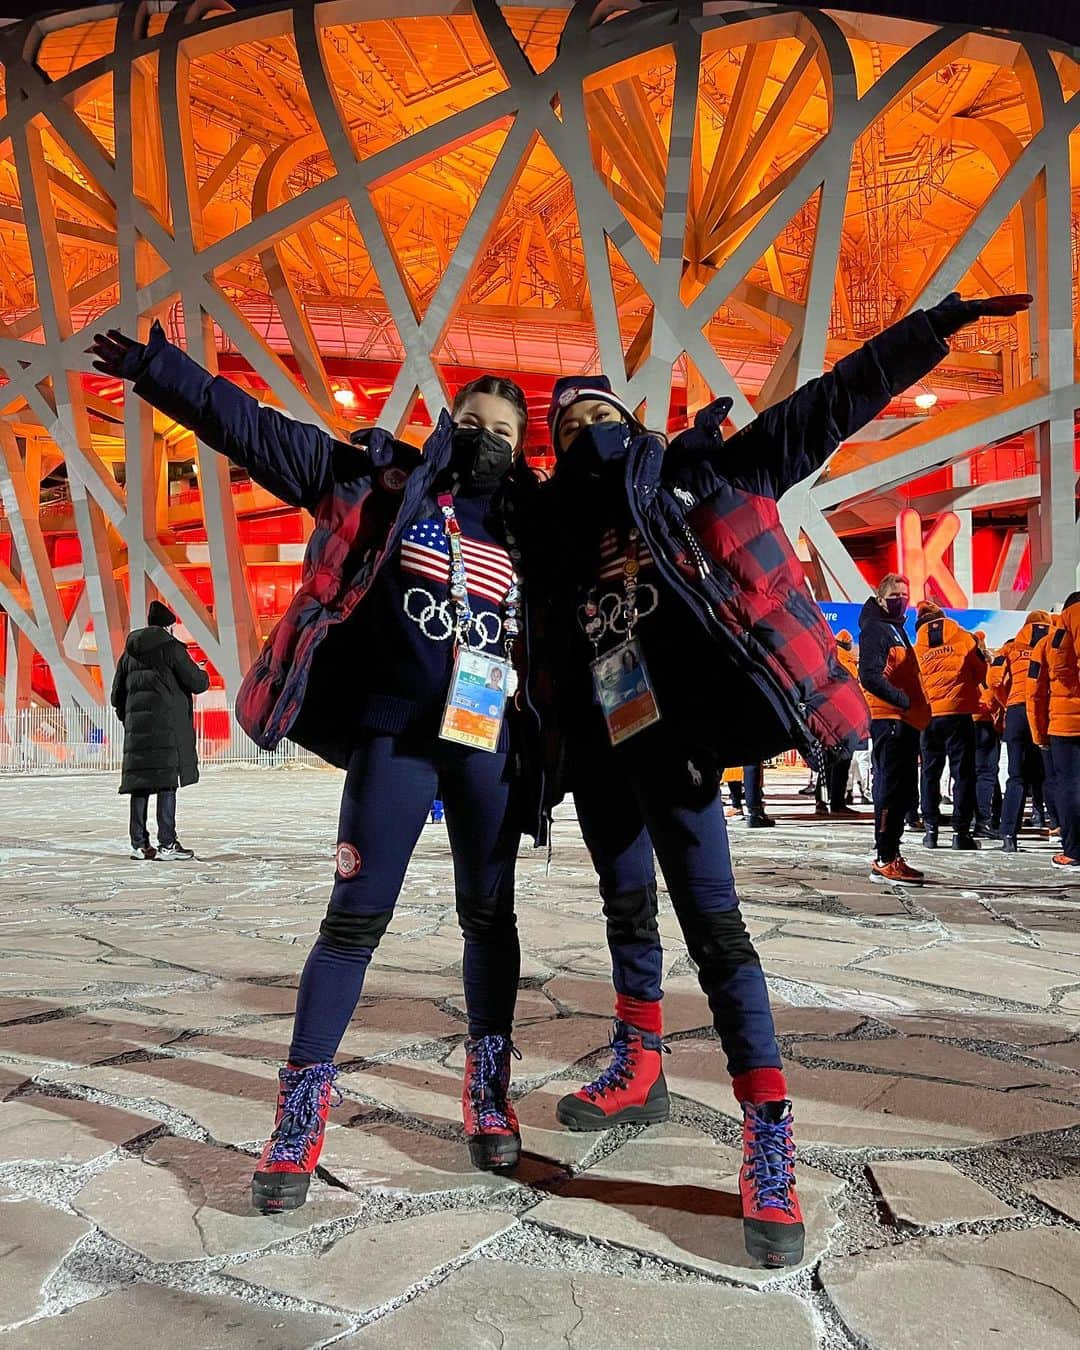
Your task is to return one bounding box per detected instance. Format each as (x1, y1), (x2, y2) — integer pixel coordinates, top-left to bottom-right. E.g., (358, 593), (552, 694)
(156, 842), (194, 861)
(130, 845), (157, 861)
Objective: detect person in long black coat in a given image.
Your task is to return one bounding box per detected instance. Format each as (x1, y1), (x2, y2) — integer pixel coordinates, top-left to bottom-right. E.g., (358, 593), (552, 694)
(111, 600), (209, 860)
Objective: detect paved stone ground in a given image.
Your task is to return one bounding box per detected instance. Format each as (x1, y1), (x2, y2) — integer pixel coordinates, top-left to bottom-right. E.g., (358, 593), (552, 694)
(1, 765), (1079, 1349)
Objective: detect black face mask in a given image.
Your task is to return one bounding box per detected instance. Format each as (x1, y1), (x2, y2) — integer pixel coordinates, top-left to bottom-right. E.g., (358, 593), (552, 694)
(837, 639), (853, 651)
(450, 426), (515, 493)
(555, 419), (632, 485)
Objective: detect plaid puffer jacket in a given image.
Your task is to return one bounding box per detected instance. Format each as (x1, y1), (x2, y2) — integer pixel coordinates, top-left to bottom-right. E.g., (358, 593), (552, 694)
(131, 335), (459, 764)
(132, 333), (554, 841)
(540, 309), (950, 784)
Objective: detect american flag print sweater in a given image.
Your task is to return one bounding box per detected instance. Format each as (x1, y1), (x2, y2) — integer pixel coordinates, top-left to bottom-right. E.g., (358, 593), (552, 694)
(354, 489), (516, 737)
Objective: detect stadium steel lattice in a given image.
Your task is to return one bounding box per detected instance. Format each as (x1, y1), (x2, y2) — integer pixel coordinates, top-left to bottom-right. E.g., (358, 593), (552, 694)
(0, 1), (1077, 715)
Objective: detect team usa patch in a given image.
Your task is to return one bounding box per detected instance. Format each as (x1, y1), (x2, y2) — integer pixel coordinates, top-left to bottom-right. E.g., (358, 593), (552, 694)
(335, 842), (362, 878)
(378, 466), (408, 493)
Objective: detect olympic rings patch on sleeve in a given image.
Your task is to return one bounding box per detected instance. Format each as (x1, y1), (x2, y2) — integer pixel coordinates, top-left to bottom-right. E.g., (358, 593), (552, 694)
(335, 842), (362, 878)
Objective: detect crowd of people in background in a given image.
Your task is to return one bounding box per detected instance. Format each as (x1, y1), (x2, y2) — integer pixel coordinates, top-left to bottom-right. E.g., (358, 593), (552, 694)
(803, 576), (1080, 884)
(712, 580), (1079, 884)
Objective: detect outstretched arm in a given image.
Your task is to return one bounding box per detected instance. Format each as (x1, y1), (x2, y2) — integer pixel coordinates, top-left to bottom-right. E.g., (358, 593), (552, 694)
(701, 293), (1033, 500)
(89, 325), (337, 511)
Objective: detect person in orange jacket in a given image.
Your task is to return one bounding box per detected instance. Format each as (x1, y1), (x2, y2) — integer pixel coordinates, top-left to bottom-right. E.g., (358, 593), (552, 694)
(972, 631), (1004, 837)
(988, 609), (1054, 851)
(858, 575), (932, 884)
(815, 631), (860, 815)
(837, 631), (871, 804)
(1027, 592), (1080, 867)
(835, 629), (858, 680)
(913, 601), (986, 850)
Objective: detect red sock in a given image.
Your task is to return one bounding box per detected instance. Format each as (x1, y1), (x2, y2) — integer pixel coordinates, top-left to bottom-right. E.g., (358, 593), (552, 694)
(732, 1067), (787, 1105)
(615, 993), (663, 1036)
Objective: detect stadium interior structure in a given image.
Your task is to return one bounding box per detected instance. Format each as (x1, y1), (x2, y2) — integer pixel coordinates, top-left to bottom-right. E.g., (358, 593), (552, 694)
(0, 0), (1078, 733)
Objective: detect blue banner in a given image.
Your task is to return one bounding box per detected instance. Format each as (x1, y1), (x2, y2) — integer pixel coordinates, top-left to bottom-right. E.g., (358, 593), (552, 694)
(818, 602), (1023, 649)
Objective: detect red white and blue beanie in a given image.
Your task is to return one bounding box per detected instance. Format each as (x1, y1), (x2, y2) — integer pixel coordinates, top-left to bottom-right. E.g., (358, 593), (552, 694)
(547, 374), (638, 446)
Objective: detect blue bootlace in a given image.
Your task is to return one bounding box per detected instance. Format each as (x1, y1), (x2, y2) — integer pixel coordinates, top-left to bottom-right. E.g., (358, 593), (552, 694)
(582, 1024), (636, 1100)
(745, 1106), (796, 1213)
(267, 1062), (342, 1165)
(467, 1034), (518, 1130)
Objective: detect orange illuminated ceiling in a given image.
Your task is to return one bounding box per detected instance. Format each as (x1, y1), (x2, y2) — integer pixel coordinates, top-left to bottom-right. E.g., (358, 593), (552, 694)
(1, 5), (1073, 405)
(0, 2), (1077, 713)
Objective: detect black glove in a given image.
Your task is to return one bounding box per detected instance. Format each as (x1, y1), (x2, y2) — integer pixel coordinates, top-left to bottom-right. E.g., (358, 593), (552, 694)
(927, 291), (1033, 340)
(87, 329), (149, 380)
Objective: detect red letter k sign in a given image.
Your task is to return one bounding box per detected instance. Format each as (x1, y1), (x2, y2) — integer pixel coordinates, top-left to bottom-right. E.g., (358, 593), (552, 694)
(895, 508), (968, 608)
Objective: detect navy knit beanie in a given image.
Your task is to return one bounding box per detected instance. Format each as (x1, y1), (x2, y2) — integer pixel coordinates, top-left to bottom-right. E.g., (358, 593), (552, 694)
(547, 374), (638, 446)
(147, 600), (177, 628)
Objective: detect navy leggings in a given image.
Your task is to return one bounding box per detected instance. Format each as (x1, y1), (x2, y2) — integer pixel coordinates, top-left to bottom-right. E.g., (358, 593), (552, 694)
(289, 734), (521, 1065)
(571, 726), (781, 1077)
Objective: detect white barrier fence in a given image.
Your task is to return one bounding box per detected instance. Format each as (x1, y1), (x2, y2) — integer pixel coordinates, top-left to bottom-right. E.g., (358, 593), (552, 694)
(0, 707), (812, 777)
(0, 706), (322, 775)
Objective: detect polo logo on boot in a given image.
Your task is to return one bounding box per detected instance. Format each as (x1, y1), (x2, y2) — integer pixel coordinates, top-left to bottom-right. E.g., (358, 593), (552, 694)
(335, 842), (362, 878)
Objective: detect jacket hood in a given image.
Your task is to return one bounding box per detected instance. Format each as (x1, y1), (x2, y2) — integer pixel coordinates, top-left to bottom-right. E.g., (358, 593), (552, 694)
(1012, 610), (1052, 646)
(836, 629), (853, 645)
(125, 626), (176, 659)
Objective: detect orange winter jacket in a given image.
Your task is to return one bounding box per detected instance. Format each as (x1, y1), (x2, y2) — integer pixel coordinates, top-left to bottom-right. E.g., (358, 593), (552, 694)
(836, 630), (858, 680)
(975, 682), (1004, 733)
(914, 616), (987, 717)
(857, 598), (931, 730)
(1027, 603), (1080, 743)
(987, 611), (1053, 709)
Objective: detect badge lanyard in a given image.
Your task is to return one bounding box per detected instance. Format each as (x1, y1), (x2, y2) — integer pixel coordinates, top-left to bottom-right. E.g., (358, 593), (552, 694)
(583, 527), (642, 657)
(583, 525), (661, 745)
(438, 492), (520, 656)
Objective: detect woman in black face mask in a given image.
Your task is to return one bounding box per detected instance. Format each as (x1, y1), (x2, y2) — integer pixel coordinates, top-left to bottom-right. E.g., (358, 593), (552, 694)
(88, 326), (542, 1209)
(530, 290), (1032, 1271)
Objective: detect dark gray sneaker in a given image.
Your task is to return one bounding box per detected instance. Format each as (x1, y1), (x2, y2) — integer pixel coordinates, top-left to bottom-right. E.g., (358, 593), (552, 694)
(156, 842), (194, 861)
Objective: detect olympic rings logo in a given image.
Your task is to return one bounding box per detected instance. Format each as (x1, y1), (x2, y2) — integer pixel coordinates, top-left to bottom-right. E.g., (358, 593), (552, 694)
(576, 583), (659, 639)
(403, 587), (502, 647)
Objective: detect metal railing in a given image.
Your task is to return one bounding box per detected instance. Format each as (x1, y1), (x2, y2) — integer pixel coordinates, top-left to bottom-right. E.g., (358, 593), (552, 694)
(0, 708), (808, 776)
(0, 706), (323, 775)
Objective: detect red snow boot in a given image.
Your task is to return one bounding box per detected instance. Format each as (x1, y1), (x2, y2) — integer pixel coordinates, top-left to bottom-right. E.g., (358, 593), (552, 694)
(251, 1062), (341, 1213)
(462, 1034), (521, 1172)
(739, 1098), (805, 1268)
(556, 1018), (669, 1130)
